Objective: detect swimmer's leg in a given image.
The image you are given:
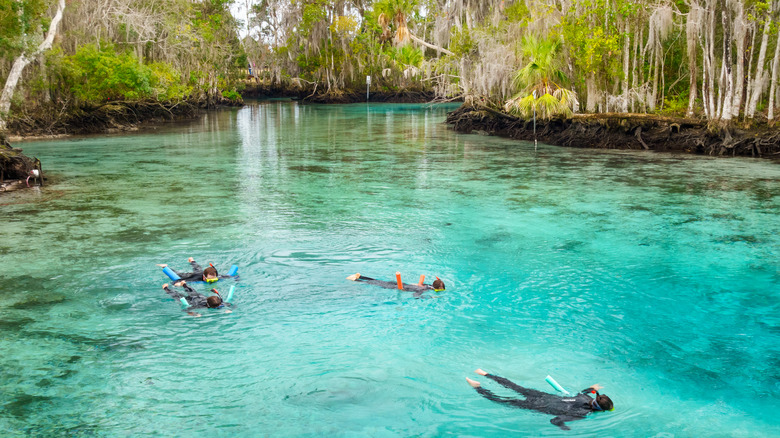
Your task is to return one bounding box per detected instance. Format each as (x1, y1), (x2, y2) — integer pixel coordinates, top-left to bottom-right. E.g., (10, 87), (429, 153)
(467, 378), (529, 408)
(476, 370), (548, 398)
(347, 273), (376, 282)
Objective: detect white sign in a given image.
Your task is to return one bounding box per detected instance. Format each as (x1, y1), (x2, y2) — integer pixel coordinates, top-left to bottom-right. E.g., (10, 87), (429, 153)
(366, 76), (371, 85)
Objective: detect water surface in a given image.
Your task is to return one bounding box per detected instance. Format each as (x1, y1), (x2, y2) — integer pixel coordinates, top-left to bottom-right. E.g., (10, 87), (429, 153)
(1, 101), (778, 436)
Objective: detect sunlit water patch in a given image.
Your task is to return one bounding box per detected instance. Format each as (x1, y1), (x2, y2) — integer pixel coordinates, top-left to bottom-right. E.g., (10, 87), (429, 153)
(1, 101), (778, 436)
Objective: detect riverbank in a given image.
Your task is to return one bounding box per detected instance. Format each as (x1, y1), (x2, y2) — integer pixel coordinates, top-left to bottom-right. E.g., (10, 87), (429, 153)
(241, 81), (438, 103)
(1, 133), (44, 192)
(446, 105), (780, 159)
(5, 99), (211, 138)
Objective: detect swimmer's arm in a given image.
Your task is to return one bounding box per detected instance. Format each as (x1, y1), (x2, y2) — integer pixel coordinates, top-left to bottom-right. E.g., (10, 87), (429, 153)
(162, 284), (183, 299)
(550, 415), (582, 430)
(180, 282), (197, 294)
(188, 258), (203, 272)
(580, 384), (603, 394)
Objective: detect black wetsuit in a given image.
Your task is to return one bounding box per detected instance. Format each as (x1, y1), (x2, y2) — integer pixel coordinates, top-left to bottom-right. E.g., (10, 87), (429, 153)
(171, 260), (235, 282)
(474, 374), (599, 430)
(163, 283), (211, 309)
(355, 276), (436, 297)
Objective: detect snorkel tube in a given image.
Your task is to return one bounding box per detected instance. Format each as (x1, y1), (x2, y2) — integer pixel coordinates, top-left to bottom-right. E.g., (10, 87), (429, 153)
(545, 375), (571, 395)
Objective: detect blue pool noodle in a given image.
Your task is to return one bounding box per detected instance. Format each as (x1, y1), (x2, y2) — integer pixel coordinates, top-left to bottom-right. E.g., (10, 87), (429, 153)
(227, 265), (238, 276)
(226, 285), (235, 303)
(163, 267), (181, 281)
(545, 375), (571, 395)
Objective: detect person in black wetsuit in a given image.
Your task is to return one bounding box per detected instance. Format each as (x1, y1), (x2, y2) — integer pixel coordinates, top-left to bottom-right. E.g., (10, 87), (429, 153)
(162, 281), (228, 316)
(346, 273), (445, 297)
(466, 369), (613, 430)
(157, 257), (234, 283)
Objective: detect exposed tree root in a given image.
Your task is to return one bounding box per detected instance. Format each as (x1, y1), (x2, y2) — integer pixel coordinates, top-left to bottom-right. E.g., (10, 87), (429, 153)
(446, 105), (780, 159)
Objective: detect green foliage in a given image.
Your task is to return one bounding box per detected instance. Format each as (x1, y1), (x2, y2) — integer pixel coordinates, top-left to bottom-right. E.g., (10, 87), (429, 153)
(0, 0), (49, 57)
(392, 45), (423, 67)
(504, 0), (530, 23)
(301, 0), (329, 34)
(63, 44), (189, 103)
(148, 62), (190, 101)
(513, 36), (568, 93)
(221, 89), (241, 101)
(660, 92), (690, 116)
(506, 36), (577, 119)
(63, 44), (151, 102)
(373, 0), (419, 22)
(558, 0), (622, 82)
(449, 27), (475, 57)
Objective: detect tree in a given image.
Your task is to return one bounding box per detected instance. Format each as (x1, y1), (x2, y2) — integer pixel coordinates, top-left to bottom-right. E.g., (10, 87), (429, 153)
(0, 0), (66, 131)
(504, 36), (578, 119)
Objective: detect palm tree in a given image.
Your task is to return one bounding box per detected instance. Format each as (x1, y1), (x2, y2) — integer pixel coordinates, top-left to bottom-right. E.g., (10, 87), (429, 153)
(376, 0), (454, 55)
(504, 36), (578, 120)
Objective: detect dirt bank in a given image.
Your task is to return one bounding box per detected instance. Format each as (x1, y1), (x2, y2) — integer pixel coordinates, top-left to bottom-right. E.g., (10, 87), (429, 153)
(4, 95), (245, 138)
(241, 82), (439, 103)
(1, 133), (44, 192)
(446, 105), (780, 159)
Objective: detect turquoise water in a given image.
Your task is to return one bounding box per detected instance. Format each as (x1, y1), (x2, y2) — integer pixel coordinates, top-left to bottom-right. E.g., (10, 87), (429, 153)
(1, 101), (778, 437)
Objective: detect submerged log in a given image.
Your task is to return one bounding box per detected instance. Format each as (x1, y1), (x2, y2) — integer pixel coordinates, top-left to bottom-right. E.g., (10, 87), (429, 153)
(446, 105), (780, 159)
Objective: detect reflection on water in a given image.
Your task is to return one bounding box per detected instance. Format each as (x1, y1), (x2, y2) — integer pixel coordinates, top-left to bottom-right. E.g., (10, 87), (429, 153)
(1, 101), (778, 436)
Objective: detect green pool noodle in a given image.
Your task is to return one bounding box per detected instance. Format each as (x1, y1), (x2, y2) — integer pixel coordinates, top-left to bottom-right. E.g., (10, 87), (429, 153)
(179, 297), (188, 307)
(545, 375), (571, 395)
(226, 285), (235, 303)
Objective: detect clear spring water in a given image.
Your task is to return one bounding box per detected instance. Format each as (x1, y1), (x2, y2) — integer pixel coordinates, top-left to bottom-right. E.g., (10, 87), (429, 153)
(1, 101), (778, 437)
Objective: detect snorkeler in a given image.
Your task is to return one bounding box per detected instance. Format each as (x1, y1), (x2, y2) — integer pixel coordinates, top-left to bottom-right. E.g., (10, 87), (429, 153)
(346, 272), (445, 297)
(157, 257), (236, 283)
(162, 281), (229, 316)
(466, 369), (613, 431)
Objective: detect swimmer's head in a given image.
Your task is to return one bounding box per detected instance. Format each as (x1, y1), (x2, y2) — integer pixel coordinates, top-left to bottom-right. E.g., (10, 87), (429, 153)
(206, 295), (223, 308)
(203, 266), (219, 282)
(432, 277), (445, 291)
(592, 394), (613, 411)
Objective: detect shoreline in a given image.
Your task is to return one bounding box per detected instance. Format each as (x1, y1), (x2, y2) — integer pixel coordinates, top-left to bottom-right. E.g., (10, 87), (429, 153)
(5, 99), (779, 161)
(241, 82), (441, 104)
(446, 105), (780, 160)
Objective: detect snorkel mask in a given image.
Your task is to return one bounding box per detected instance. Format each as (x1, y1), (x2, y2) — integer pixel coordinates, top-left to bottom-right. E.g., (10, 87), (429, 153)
(204, 263), (219, 283)
(590, 394), (614, 412)
(433, 276), (445, 292)
(208, 288), (225, 308)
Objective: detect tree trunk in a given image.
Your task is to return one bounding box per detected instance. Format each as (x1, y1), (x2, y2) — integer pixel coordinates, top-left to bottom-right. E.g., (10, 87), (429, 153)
(650, 41), (660, 112)
(707, 3), (717, 118)
(768, 30), (780, 121)
(638, 27), (647, 112)
(586, 73), (599, 113)
(746, 18), (772, 118)
(408, 33), (455, 56)
(744, 24), (757, 114)
(622, 21), (631, 113)
(730, 3), (746, 118)
(632, 24), (640, 112)
(0, 0), (67, 131)
(720, 0), (734, 121)
(686, 2), (700, 117)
